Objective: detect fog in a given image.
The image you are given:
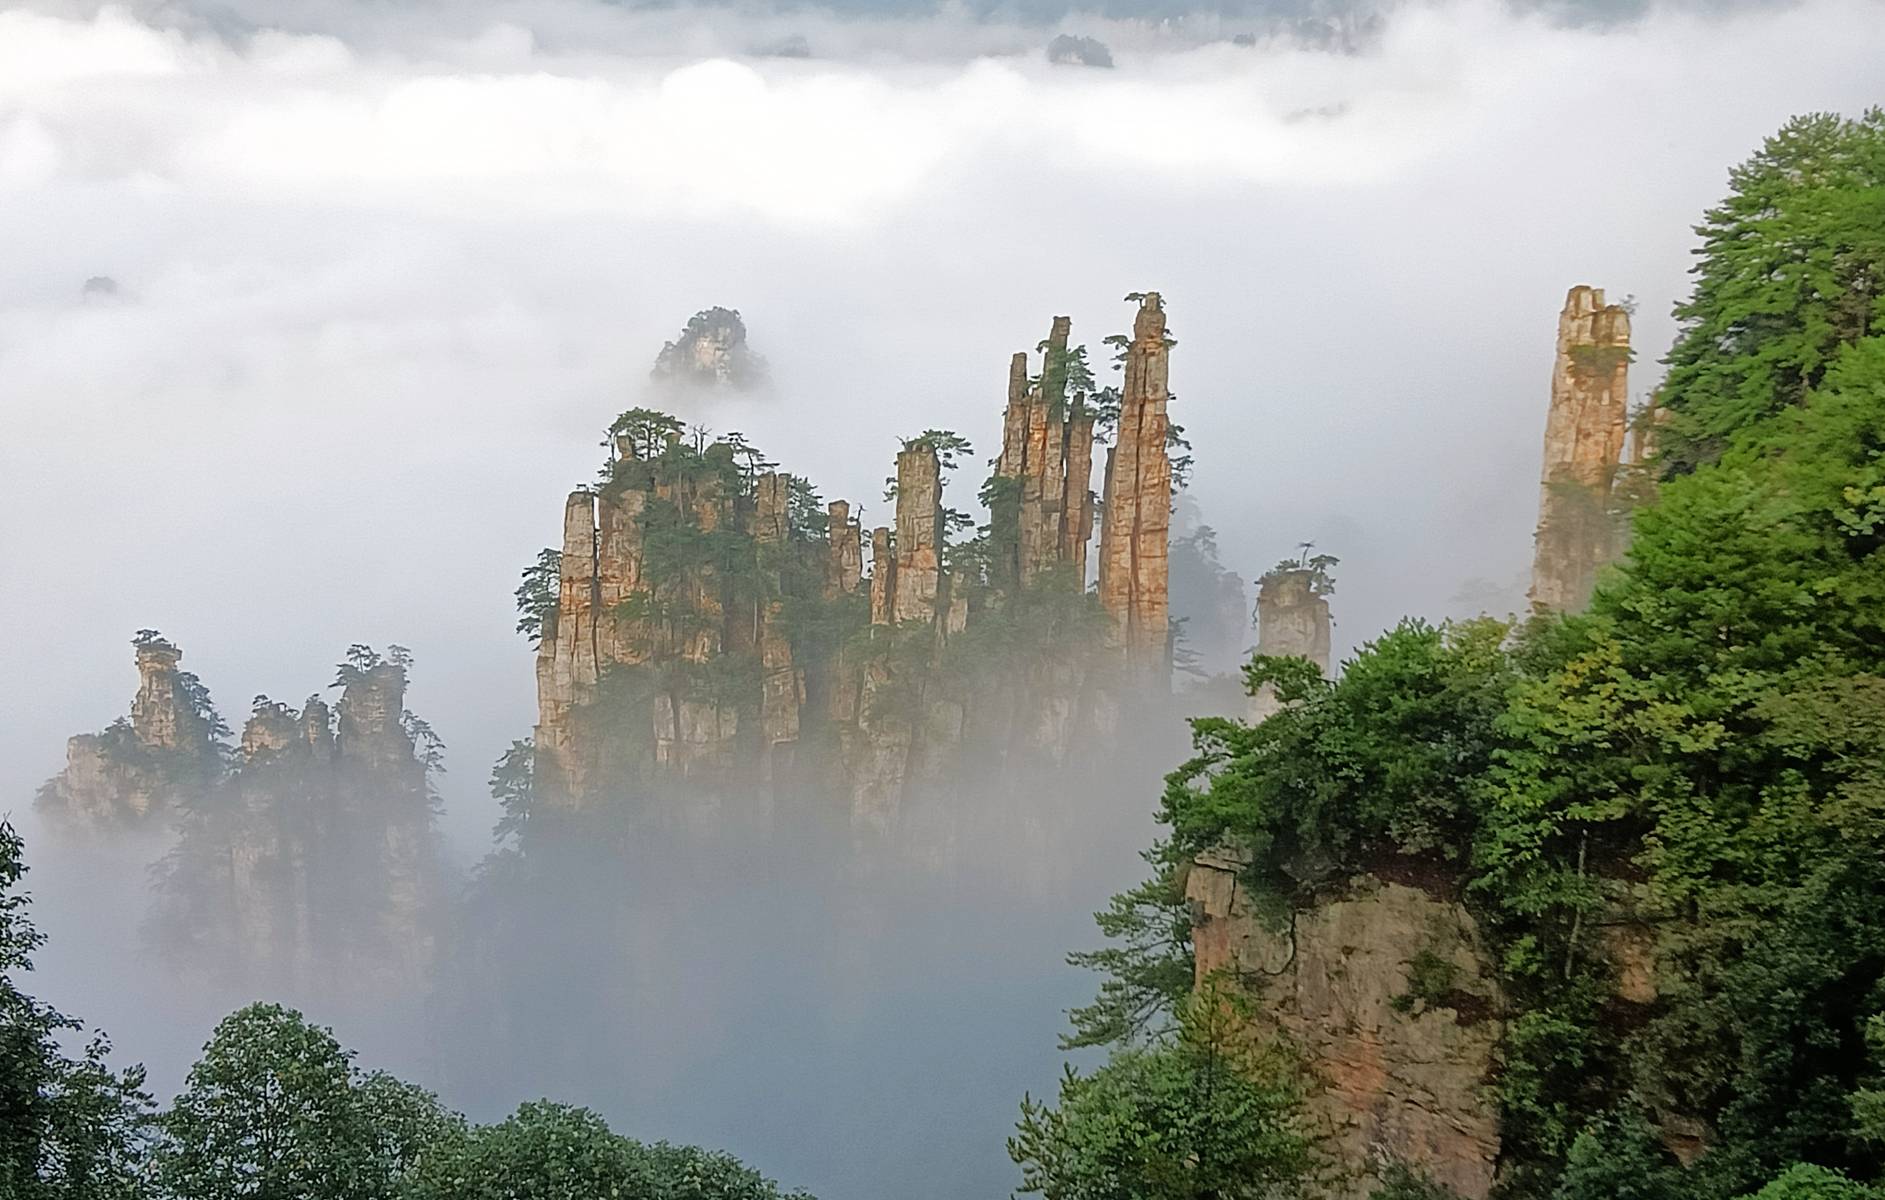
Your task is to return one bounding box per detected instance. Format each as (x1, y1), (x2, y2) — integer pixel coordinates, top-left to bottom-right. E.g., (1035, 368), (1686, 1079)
(1, 0), (1879, 1194)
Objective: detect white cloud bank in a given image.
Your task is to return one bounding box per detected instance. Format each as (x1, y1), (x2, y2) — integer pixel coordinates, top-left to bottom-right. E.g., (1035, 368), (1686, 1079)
(1, 0), (1881, 840)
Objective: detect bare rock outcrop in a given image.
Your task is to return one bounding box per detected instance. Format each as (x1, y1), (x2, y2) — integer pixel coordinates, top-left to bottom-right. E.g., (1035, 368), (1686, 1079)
(1529, 285), (1632, 613)
(1098, 293), (1173, 687)
(1187, 852), (1502, 1200)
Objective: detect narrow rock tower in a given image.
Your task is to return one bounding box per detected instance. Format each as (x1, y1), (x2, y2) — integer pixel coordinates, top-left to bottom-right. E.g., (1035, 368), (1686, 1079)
(1248, 570), (1332, 723)
(1529, 285), (1632, 613)
(997, 317), (1098, 588)
(892, 444), (943, 626)
(1098, 293), (1173, 687)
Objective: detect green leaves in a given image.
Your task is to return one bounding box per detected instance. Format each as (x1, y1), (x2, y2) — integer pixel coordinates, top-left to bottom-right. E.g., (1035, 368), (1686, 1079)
(1011, 985), (1315, 1200)
(1659, 109), (1885, 471)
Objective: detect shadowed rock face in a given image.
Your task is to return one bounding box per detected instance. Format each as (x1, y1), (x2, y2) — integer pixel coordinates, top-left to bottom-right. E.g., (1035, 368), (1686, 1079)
(1098, 293), (1173, 688)
(1529, 284), (1632, 614)
(1188, 853), (1503, 1200)
(1249, 568), (1331, 722)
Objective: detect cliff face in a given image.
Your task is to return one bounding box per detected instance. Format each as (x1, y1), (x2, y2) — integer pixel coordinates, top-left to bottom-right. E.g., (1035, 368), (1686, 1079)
(1187, 853), (1502, 1200)
(1098, 293), (1173, 687)
(1249, 569), (1333, 722)
(1529, 285), (1633, 613)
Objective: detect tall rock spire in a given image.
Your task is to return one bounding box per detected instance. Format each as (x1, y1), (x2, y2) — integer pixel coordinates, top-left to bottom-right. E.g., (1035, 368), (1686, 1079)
(534, 489), (600, 802)
(1248, 569), (1332, 723)
(1098, 293), (1173, 687)
(869, 526), (896, 626)
(1529, 285), (1632, 613)
(892, 444), (943, 626)
(994, 317), (1098, 589)
(131, 636), (192, 749)
(826, 500), (863, 597)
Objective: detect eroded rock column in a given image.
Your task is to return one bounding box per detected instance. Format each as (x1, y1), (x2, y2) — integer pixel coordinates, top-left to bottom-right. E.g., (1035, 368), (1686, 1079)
(534, 490), (600, 802)
(1249, 569), (1332, 722)
(1529, 285), (1631, 613)
(892, 445), (942, 626)
(995, 317), (1097, 589)
(826, 500), (863, 597)
(1098, 293), (1173, 687)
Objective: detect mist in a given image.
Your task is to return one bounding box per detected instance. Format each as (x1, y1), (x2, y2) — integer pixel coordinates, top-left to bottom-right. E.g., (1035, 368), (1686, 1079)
(1, 0), (1880, 1195)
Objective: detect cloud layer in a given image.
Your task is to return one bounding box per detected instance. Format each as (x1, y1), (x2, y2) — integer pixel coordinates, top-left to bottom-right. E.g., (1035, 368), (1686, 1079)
(1, 3), (1880, 1190)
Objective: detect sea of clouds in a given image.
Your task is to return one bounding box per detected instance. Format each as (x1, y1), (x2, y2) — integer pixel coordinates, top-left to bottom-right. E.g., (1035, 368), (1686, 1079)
(0, 8), (1880, 1187)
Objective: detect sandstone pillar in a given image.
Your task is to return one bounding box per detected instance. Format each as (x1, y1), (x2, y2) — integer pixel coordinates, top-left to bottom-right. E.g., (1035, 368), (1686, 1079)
(1097, 293), (1173, 687)
(869, 527), (896, 626)
(892, 445), (942, 626)
(131, 639), (188, 749)
(534, 489), (600, 801)
(1249, 569), (1332, 722)
(826, 500), (863, 597)
(1528, 285), (1631, 613)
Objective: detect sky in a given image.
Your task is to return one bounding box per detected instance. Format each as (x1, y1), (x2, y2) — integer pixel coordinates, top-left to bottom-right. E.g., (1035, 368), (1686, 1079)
(0, 0), (1881, 1192)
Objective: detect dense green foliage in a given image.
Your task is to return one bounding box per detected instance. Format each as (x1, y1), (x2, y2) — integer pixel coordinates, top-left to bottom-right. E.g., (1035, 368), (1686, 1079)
(1011, 986), (1317, 1200)
(1063, 110), (1885, 1200)
(1659, 110), (1885, 472)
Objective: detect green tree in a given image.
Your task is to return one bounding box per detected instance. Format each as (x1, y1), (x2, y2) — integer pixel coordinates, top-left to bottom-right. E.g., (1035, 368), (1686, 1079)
(0, 820), (154, 1200)
(514, 549), (562, 647)
(404, 1101), (807, 1200)
(1658, 109), (1885, 471)
(1011, 985), (1315, 1200)
(156, 1003), (450, 1200)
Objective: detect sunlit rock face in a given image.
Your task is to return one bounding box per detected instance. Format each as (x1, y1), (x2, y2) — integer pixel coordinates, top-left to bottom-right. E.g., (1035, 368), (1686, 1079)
(651, 307), (768, 390)
(1098, 293), (1173, 689)
(1529, 284), (1632, 614)
(1248, 568), (1332, 722)
(1187, 852), (1503, 1200)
